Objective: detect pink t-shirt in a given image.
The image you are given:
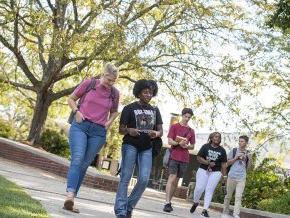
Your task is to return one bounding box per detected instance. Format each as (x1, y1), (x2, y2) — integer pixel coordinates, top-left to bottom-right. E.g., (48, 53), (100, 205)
(73, 78), (119, 126)
(167, 123), (196, 163)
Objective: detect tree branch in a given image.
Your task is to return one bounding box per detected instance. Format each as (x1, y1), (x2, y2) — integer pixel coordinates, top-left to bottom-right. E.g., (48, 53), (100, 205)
(0, 79), (36, 91)
(121, 0), (137, 23)
(13, 7), (19, 49)
(55, 33), (115, 81)
(0, 35), (39, 86)
(36, 35), (47, 71)
(77, 2), (114, 34)
(119, 75), (136, 83)
(72, 0), (79, 25)
(18, 31), (37, 44)
(47, 0), (55, 12)
(36, 0), (48, 13)
(116, 9), (183, 67)
(51, 86), (77, 101)
(124, 2), (160, 25)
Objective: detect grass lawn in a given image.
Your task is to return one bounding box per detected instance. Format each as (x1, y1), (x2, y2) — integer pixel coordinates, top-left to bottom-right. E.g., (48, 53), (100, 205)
(0, 175), (48, 218)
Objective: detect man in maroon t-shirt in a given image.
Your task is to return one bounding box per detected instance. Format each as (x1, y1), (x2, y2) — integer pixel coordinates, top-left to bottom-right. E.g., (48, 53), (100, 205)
(163, 108), (196, 213)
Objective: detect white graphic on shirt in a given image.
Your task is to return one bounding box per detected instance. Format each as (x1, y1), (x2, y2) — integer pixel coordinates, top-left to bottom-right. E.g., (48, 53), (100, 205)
(134, 109), (155, 133)
(207, 149), (221, 161)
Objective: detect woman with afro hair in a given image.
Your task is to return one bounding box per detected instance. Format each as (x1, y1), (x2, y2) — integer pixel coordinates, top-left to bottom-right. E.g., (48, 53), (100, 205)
(114, 79), (163, 218)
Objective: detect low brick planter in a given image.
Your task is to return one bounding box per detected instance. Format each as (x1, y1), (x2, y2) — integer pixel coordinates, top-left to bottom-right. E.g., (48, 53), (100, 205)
(187, 199), (290, 218)
(0, 137), (119, 192)
(174, 186), (188, 199)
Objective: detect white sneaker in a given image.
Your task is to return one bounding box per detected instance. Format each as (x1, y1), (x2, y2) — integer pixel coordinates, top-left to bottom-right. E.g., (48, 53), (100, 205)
(221, 214), (231, 218)
(233, 215), (240, 218)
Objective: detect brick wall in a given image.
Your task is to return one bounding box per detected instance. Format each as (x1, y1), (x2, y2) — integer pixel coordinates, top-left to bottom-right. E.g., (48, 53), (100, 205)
(0, 139), (119, 192)
(174, 186), (188, 199)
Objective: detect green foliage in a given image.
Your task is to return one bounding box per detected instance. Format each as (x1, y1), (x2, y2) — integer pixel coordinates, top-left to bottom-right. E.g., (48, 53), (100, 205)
(243, 158), (288, 209)
(0, 0), (272, 144)
(0, 175), (48, 218)
(212, 182), (227, 204)
(257, 192), (290, 215)
(267, 0), (290, 33)
(212, 157), (289, 215)
(243, 171), (287, 209)
(0, 83), (34, 140)
(39, 129), (69, 158)
(0, 118), (15, 139)
(100, 118), (122, 160)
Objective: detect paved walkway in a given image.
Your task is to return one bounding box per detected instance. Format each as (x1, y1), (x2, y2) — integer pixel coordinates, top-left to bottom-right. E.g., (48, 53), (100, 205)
(0, 157), (222, 218)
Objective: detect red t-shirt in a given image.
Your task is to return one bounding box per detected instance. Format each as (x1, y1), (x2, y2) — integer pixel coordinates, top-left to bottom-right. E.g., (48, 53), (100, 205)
(167, 123), (196, 163)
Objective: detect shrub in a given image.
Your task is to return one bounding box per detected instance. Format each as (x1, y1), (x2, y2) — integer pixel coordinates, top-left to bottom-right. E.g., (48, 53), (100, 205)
(0, 118), (15, 138)
(212, 182), (226, 204)
(39, 129), (69, 158)
(257, 192), (290, 215)
(243, 158), (288, 209)
(212, 157), (289, 214)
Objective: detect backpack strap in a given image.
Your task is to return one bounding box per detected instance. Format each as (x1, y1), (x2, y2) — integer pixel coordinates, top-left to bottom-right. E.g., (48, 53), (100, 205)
(245, 150), (249, 169)
(78, 78), (96, 106)
(110, 86), (117, 101)
(227, 147), (237, 175)
(88, 77), (96, 91)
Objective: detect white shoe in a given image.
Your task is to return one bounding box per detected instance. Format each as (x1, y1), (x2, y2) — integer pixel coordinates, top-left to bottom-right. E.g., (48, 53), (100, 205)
(233, 215), (240, 218)
(221, 214), (231, 218)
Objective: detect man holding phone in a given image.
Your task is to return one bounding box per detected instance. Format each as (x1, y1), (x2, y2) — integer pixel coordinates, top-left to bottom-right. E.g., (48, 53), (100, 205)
(222, 135), (252, 218)
(163, 108), (196, 212)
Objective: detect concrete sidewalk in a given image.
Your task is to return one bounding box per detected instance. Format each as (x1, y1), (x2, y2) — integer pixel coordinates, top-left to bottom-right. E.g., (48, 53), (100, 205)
(0, 157), (222, 218)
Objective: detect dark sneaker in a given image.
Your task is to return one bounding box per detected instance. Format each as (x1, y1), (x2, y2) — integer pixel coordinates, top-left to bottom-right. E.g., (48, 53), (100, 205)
(190, 202), (199, 213)
(201, 209), (209, 217)
(163, 203), (173, 212)
(127, 210), (132, 218)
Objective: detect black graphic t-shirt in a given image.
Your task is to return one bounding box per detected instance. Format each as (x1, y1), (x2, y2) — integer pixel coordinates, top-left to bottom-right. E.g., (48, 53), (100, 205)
(120, 101), (163, 151)
(197, 143), (227, 172)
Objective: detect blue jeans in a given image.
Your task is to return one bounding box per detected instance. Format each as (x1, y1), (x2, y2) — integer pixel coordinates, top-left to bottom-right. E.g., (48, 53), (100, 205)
(66, 119), (106, 194)
(114, 144), (152, 216)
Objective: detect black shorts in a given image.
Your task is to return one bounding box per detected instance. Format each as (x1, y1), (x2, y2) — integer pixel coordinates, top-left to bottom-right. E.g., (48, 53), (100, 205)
(168, 159), (188, 178)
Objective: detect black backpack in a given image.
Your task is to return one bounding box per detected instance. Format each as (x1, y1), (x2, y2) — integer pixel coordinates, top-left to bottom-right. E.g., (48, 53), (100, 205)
(227, 148), (249, 174)
(151, 107), (163, 159)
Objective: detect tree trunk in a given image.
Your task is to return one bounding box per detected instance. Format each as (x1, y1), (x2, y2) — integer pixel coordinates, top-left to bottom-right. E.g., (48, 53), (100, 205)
(27, 91), (52, 145)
